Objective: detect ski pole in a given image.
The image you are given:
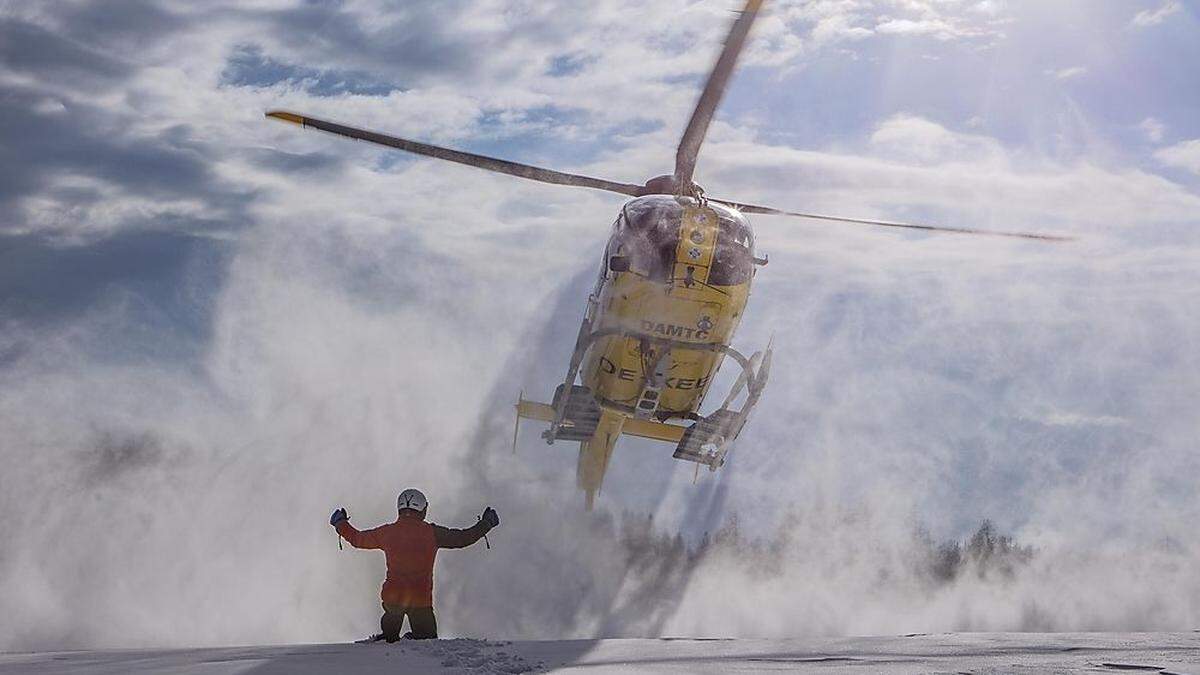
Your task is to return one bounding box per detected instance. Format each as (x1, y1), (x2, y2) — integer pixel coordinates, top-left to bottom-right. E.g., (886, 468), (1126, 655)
(478, 515), (491, 550)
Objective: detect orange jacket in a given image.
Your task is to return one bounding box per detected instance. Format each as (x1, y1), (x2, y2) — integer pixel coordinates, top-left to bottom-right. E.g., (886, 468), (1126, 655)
(335, 511), (488, 607)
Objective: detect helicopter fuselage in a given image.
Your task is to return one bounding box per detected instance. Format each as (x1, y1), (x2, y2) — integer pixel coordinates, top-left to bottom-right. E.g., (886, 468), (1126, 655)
(581, 195), (755, 420)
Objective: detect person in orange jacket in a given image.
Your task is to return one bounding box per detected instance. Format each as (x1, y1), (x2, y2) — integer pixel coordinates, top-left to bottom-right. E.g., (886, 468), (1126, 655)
(330, 488), (499, 641)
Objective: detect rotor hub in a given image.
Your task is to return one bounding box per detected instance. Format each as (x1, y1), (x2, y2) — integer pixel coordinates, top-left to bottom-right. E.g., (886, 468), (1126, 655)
(638, 174), (704, 200)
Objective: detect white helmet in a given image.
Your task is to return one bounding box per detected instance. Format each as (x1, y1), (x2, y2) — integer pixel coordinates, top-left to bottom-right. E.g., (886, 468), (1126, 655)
(397, 488), (428, 514)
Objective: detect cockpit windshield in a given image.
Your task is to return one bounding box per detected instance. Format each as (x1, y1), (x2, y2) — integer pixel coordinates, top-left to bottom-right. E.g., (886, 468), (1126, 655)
(609, 196), (754, 286)
(709, 205), (754, 286)
(620, 196), (683, 281)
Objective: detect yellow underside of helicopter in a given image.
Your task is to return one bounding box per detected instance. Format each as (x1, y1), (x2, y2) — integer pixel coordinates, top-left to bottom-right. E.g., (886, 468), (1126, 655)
(513, 202), (753, 509)
(584, 202), (750, 417)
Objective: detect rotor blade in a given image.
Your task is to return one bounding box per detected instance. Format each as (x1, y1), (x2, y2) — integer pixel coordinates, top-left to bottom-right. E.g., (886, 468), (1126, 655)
(716, 199), (1074, 242)
(674, 0), (765, 189)
(265, 111), (645, 197)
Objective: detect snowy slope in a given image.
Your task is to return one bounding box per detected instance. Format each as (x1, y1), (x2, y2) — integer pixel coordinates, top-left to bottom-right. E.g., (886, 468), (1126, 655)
(3, 633), (1198, 674)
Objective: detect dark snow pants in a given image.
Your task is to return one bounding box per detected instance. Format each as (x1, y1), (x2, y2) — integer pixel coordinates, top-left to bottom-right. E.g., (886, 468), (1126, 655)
(381, 603), (437, 640)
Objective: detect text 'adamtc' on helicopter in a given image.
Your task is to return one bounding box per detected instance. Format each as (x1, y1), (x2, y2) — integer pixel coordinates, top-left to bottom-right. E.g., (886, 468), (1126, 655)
(264, 0), (1069, 509)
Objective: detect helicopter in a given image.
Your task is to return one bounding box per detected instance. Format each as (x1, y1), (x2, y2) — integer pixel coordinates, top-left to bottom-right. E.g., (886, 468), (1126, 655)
(265, 0), (1067, 509)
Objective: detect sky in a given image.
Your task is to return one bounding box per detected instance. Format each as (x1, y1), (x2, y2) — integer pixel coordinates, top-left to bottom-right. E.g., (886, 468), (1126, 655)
(1, 0), (1199, 650)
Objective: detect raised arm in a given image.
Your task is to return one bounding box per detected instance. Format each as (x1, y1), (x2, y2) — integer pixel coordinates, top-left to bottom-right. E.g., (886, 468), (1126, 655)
(432, 507), (499, 549)
(331, 508), (383, 550)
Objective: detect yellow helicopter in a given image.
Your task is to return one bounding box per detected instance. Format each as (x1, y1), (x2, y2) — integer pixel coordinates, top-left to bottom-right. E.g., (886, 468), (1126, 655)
(265, 0), (1066, 509)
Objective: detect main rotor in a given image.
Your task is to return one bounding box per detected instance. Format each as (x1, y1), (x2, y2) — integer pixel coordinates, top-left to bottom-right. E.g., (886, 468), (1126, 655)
(266, 0), (1069, 242)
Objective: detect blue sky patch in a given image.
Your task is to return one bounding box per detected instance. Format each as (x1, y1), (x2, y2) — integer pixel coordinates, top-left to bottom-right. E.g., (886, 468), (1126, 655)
(220, 44), (401, 96)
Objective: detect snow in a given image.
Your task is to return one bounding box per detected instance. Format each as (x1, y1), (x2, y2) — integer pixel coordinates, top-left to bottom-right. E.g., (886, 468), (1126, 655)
(2, 633), (1197, 674)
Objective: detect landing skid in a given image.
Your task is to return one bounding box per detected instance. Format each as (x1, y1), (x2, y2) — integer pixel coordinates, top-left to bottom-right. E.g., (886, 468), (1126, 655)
(514, 326), (772, 509)
(673, 408), (741, 470)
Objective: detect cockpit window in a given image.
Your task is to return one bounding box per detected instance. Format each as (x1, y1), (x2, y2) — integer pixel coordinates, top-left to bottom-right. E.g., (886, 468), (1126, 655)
(617, 197), (683, 281)
(708, 213), (754, 286)
(608, 196), (755, 286)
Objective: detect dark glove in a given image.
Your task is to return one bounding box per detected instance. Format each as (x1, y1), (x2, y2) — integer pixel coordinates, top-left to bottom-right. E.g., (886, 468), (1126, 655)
(480, 507), (499, 530)
(330, 508), (349, 526)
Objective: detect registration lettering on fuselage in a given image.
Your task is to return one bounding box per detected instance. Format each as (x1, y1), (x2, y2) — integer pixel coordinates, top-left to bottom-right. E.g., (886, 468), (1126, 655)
(598, 357), (711, 390)
(640, 320), (710, 341)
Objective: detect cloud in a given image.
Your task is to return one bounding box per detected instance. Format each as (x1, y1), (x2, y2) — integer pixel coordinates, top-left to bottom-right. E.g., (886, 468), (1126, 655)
(0, 230), (229, 336)
(219, 44), (401, 97)
(1037, 412), (1128, 428)
(0, 18), (132, 89)
(867, 114), (1005, 165)
(700, 115), (1200, 233)
(971, 1), (1005, 17)
(55, 0), (184, 47)
(1045, 66), (1087, 81)
(1139, 117), (1166, 143)
(1131, 1), (1182, 27)
(810, 13), (874, 47)
(745, 0), (1013, 66)
(875, 18), (960, 39)
(1154, 139), (1200, 174)
(0, 85), (253, 240)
